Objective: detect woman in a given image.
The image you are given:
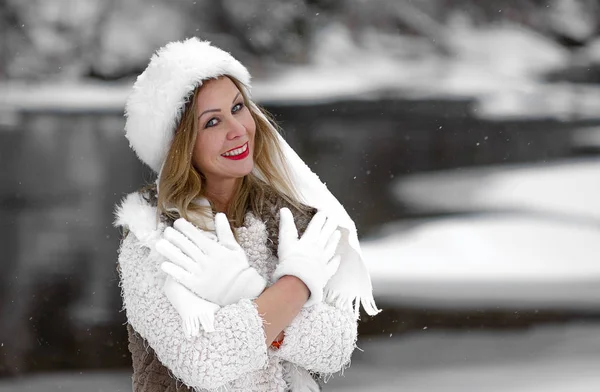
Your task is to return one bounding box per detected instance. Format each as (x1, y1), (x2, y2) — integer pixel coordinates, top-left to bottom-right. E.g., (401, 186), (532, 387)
(115, 38), (379, 392)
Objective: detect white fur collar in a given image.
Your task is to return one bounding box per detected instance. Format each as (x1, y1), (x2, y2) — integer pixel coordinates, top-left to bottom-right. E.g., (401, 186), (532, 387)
(114, 192), (165, 248)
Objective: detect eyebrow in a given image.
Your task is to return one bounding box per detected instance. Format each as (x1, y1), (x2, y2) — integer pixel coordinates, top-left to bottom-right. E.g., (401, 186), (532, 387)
(197, 92), (241, 121)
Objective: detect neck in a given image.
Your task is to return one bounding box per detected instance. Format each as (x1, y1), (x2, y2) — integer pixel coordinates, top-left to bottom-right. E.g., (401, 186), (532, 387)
(204, 177), (241, 213)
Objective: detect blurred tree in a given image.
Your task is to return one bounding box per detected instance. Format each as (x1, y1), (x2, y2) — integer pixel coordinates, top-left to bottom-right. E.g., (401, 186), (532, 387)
(545, 0), (599, 48)
(219, 0), (310, 61)
(3, 0), (105, 80)
(88, 0), (186, 80)
(0, 0), (337, 80)
(2, 0), (600, 81)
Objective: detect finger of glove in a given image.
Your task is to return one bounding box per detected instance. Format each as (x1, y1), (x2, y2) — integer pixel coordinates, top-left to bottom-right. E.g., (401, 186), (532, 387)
(318, 217), (339, 248)
(200, 312), (215, 333)
(163, 227), (207, 265)
(323, 229), (342, 262)
(160, 262), (201, 293)
(174, 218), (221, 255)
(203, 232), (218, 242)
(279, 208), (299, 244)
(214, 213), (240, 250)
(303, 211), (327, 243)
(156, 238), (204, 273)
(325, 255), (341, 279)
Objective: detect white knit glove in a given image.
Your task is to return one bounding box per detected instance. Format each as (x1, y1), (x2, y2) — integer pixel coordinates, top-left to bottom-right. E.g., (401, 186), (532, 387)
(156, 214), (267, 336)
(156, 214), (267, 306)
(272, 208), (342, 307)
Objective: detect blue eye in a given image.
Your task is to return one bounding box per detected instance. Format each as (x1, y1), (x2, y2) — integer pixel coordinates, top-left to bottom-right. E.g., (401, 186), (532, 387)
(205, 118), (218, 128)
(232, 102), (244, 113)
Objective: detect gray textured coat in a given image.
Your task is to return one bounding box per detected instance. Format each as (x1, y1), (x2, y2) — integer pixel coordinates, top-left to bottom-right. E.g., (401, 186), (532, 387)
(116, 188), (358, 391)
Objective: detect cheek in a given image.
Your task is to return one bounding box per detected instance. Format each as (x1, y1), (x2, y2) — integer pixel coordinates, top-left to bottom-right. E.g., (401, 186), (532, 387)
(243, 113), (257, 140)
(192, 133), (220, 169)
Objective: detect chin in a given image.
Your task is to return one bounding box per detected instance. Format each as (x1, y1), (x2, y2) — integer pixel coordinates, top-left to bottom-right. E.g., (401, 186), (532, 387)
(234, 162), (255, 178)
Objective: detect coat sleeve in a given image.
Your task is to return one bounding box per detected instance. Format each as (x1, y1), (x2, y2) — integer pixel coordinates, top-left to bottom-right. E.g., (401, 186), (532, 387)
(272, 300), (357, 374)
(117, 232), (269, 390)
(261, 194), (359, 374)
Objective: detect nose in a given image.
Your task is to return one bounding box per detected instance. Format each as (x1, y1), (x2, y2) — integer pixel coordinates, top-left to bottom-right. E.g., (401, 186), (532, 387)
(226, 117), (246, 140)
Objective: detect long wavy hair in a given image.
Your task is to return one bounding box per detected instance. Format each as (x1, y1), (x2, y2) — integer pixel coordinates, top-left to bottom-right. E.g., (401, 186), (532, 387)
(155, 76), (306, 229)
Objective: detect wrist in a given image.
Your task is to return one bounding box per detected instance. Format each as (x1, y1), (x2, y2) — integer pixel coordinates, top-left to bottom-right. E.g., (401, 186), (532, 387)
(271, 331), (285, 350)
(276, 275), (310, 300)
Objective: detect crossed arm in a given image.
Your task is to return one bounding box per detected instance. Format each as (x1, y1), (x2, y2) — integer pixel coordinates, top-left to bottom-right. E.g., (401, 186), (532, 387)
(120, 213), (357, 390)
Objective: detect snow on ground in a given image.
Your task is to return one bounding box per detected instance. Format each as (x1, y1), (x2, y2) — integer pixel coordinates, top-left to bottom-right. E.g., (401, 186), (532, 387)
(362, 214), (600, 309)
(0, 82), (130, 112)
(252, 22), (600, 121)
(393, 158), (600, 222)
(0, 322), (597, 392)
(2, 24), (600, 119)
(363, 158), (600, 309)
(254, 22), (600, 119)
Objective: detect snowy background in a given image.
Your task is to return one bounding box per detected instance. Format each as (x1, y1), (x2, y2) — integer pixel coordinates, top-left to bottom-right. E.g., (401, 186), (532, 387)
(1, 0), (600, 390)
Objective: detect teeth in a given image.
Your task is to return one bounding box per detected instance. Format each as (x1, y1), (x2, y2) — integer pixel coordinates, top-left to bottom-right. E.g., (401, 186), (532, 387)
(222, 143), (248, 157)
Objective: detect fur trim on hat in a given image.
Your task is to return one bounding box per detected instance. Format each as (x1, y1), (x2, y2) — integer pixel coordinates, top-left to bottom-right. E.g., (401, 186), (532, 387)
(124, 37), (251, 172)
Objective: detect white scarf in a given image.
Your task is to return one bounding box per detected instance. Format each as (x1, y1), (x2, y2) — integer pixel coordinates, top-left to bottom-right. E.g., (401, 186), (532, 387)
(263, 133), (380, 317)
(154, 132), (380, 318)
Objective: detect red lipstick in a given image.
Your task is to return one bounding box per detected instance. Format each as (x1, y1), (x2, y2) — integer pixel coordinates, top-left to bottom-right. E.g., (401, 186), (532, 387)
(221, 142), (249, 161)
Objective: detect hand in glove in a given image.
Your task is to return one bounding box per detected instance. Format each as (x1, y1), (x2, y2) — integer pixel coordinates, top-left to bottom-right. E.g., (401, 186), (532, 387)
(156, 214), (267, 335)
(272, 208), (342, 307)
(157, 213), (267, 305)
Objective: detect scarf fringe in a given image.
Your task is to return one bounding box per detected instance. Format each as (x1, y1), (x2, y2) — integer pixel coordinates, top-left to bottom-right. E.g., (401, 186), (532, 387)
(324, 289), (381, 319)
(360, 296), (381, 317)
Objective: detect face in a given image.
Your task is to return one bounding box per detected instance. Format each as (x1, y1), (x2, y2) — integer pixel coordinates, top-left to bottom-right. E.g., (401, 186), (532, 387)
(192, 77), (256, 187)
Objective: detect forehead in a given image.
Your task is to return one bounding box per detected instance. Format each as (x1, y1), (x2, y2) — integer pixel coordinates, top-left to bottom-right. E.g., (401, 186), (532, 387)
(196, 77), (239, 107)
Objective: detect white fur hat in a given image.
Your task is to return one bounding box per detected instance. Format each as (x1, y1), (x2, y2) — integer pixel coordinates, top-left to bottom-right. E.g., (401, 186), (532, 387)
(124, 37), (251, 173)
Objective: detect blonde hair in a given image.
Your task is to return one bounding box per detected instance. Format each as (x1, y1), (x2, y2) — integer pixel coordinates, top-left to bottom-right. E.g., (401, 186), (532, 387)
(156, 76), (307, 229)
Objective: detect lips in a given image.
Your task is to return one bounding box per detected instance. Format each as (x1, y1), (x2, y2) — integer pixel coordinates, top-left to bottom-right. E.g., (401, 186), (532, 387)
(221, 142), (249, 161)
